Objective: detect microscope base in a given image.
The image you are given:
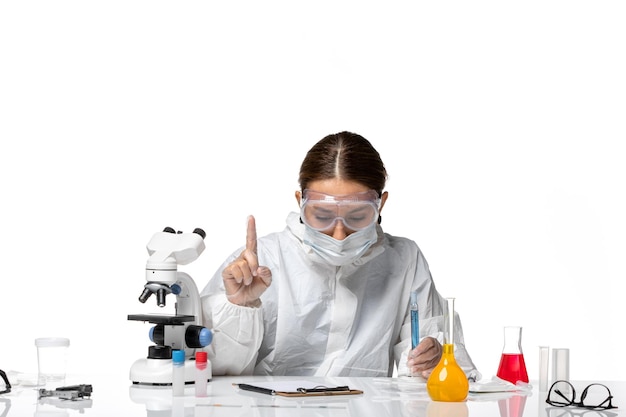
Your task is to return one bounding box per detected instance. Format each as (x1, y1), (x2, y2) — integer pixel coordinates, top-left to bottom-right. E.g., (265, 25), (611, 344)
(130, 357), (202, 386)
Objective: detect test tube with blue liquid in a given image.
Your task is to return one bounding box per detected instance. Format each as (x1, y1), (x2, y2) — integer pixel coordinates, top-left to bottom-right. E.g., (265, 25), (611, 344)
(410, 290), (419, 349)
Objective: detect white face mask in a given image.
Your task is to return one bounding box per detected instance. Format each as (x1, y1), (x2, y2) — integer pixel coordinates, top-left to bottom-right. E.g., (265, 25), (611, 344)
(303, 224), (378, 266)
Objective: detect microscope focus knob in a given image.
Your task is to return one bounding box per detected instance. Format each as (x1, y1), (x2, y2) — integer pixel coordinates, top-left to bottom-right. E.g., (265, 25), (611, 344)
(185, 326), (213, 348)
(193, 228), (206, 239)
(199, 328), (212, 346)
(163, 227), (176, 233)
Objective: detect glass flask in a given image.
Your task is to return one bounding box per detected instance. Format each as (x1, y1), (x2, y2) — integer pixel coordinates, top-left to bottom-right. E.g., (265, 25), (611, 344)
(496, 326), (529, 384)
(427, 297), (469, 402)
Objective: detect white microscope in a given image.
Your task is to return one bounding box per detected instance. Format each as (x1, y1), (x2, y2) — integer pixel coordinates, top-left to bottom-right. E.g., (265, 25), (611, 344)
(128, 227), (212, 386)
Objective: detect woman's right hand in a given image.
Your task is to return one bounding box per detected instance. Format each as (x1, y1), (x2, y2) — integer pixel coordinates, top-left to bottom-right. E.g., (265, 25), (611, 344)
(407, 336), (443, 378)
(221, 215), (272, 307)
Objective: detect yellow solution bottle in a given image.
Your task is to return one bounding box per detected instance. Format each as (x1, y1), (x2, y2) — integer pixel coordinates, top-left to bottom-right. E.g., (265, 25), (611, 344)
(426, 297), (469, 402)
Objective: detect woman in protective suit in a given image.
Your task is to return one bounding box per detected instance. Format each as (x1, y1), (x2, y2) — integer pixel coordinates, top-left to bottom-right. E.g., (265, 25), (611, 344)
(201, 131), (480, 380)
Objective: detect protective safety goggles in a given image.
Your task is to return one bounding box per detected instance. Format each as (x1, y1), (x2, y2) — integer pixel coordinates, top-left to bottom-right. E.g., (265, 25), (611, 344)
(300, 189), (381, 232)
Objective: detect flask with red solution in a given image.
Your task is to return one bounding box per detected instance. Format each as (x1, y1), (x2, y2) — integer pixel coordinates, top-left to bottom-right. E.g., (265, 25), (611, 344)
(496, 326), (529, 384)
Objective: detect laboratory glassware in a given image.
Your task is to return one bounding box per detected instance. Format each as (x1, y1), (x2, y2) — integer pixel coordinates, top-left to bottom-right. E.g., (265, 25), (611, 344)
(35, 337), (69, 387)
(496, 326), (529, 384)
(539, 345), (550, 392)
(427, 297), (469, 402)
(410, 290), (419, 349)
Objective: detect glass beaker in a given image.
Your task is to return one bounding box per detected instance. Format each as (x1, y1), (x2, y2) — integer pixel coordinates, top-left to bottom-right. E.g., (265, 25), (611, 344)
(496, 326), (529, 384)
(427, 297), (469, 402)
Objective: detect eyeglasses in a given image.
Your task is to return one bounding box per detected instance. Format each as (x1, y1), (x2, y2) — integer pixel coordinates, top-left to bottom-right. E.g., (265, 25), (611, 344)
(300, 189), (380, 232)
(0, 369), (10, 395)
(546, 380), (617, 411)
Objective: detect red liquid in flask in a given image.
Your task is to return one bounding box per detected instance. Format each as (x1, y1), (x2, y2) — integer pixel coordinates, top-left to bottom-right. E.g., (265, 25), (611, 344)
(497, 353), (529, 384)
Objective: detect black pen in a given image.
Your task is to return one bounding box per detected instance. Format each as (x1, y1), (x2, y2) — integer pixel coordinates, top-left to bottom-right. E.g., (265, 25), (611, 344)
(234, 383), (276, 395)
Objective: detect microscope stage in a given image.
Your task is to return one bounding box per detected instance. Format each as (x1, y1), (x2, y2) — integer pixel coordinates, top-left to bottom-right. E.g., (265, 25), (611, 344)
(127, 314), (196, 324)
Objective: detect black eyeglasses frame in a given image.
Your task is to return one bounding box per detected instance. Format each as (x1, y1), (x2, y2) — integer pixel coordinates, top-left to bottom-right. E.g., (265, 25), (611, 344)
(0, 370), (10, 395)
(546, 380), (617, 411)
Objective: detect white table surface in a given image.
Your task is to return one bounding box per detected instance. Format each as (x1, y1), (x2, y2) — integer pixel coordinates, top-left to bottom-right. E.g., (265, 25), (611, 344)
(1, 371), (623, 417)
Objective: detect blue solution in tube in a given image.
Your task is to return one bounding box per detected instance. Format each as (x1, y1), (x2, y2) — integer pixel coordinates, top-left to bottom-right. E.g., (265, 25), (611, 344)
(410, 290), (419, 349)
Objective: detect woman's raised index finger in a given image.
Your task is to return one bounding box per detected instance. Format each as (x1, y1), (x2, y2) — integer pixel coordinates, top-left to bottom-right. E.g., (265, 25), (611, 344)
(246, 215), (258, 254)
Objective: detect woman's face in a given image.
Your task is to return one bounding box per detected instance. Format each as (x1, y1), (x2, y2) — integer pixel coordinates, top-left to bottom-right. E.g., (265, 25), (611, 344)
(296, 178), (388, 240)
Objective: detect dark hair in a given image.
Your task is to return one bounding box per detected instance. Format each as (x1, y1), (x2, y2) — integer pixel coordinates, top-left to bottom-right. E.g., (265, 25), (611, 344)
(298, 131), (388, 196)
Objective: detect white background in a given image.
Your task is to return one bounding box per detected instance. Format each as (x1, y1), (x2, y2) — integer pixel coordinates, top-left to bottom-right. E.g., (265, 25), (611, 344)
(1, 1), (624, 382)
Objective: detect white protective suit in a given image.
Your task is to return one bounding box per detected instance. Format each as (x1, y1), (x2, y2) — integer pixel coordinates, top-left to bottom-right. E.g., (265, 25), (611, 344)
(200, 212), (481, 380)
